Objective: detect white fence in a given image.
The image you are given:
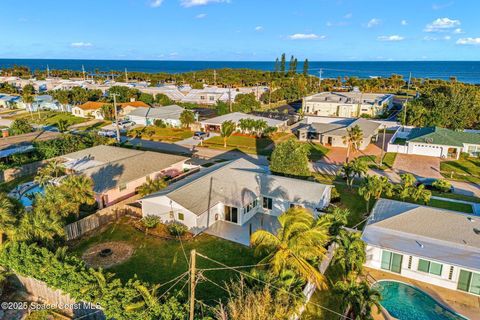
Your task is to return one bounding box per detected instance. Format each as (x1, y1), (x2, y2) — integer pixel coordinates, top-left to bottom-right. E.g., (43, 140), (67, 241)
(386, 126), (413, 154)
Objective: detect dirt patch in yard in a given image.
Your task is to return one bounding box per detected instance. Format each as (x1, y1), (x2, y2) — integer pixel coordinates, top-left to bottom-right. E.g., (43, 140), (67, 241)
(82, 241), (134, 269)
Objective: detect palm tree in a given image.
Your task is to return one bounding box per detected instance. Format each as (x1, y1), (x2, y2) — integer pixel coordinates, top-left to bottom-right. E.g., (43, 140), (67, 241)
(220, 120), (236, 148)
(138, 177), (167, 197)
(251, 207), (330, 288)
(342, 125), (363, 163)
(318, 207), (349, 237)
(22, 92), (35, 118)
(334, 230), (366, 279)
(34, 160), (66, 187)
(179, 110), (196, 129)
(339, 158), (368, 188)
(334, 279), (381, 320)
(61, 175), (96, 208)
(358, 175), (394, 212)
(18, 209), (65, 244)
(0, 194), (18, 245)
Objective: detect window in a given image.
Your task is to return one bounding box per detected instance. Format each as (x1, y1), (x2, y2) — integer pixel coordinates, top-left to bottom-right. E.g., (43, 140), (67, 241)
(178, 213), (184, 221)
(209, 96), (215, 101)
(418, 259), (443, 276)
(119, 183), (127, 191)
(224, 206), (238, 223)
(381, 250), (403, 274)
(262, 197), (273, 210)
(458, 270), (480, 295)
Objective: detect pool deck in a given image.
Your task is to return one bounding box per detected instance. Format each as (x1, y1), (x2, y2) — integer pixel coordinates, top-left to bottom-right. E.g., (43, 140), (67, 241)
(365, 267), (480, 320)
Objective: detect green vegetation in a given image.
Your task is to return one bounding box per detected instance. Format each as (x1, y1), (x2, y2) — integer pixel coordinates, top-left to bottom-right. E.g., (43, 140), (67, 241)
(431, 191), (480, 203)
(7, 111), (88, 127)
(428, 198), (473, 213)
(382, 152), (397, 168)
(9, 119), (33, 135)
(127, 126), (193, 142)
(440, 157), (480, 184)
(202, 134), (273, 154)
(400, 83), (480, 129)
(270, 139), (311, 178)
(71, 220), (257, 301)
(304, 141), (329, 161)
(0, 173), (36, 193)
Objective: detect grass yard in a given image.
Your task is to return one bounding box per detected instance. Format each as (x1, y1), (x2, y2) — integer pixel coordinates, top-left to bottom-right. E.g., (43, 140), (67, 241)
(302, 263), (344, 320)
(70, 219), (258, 301)
(357, 152), (397, 170)
(128, 126), (193, 142)
(440, 158), (480, 184)
(202, 134), (273, 155)
(304, 141), (330, 161)
(428, 198), (473, 213)
(431, 191), (480, 203)
(333, 184), (369, 228)
(7, 111), (87, 127)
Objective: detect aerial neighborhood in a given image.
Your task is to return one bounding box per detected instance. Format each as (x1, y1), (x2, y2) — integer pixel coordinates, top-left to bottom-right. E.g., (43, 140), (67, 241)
(0, 56), (479, 320)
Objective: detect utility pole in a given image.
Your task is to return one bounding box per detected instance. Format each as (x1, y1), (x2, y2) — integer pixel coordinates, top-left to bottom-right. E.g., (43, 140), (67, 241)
(318, 69), (323, 90)
(228, 86), (232, 113)
(213, 70), (217, 86)
(403, 72), (412, 126)
(112, 93), (121, 144)
(82, 65), (86, 81)
(189, 249), (196, 320)
(379, 125), (386, 166)
(46, 65), (50, 78)
(125, 68), (128, 83)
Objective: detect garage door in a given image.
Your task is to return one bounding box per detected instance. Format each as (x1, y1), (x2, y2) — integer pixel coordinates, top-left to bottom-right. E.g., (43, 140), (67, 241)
(410, 144), (442, 157)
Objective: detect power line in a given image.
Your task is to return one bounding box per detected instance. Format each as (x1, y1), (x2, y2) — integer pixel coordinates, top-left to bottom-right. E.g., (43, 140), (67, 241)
(195, 252), (354, 320)
(198, 262), (270, 272)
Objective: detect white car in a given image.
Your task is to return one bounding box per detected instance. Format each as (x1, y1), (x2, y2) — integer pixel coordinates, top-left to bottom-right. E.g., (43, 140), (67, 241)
(98, 129), (117, 138)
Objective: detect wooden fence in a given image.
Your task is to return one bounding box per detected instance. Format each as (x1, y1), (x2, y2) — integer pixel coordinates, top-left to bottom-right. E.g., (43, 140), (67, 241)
(12, 274), (105, 319)
(65, 199), (141, 241)
(0, 159), (47, 183)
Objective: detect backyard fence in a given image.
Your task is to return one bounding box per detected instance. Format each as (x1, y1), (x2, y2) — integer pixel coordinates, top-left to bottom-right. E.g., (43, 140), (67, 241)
(0, 159), (47, 183)
(12, 274), (105, 320)
(65, 198), (142, 241)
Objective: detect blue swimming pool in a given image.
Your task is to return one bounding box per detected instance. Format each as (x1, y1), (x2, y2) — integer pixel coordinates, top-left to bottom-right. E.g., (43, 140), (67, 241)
(19, 185), (44, 207)
(373, 281), (468, 320)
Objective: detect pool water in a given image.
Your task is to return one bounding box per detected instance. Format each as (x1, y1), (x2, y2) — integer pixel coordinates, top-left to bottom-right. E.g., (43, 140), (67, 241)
(373, 281), (468, 320)
(20, 185), (44, 207)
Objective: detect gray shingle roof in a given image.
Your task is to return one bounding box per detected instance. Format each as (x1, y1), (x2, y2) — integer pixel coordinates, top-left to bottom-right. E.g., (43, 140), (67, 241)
(200, 112), (286, 127)
(61, 145), (187, 193)
(142, 158), (332, 215)
(298, 118), (381, 138)
(127, 105), (185, 120)
(362, 199), (480, 271)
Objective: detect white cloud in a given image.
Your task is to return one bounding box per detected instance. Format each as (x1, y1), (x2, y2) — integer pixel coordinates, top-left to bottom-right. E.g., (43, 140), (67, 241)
(180, 0), (229, 7)
(255, 26), (263, 31)
(377, 35), (404, 41)
(456, 37), (480, 45)
(401, 20), (408, 26)
(432, 2), (454, 10)
(444, 35), (451, 40)
(366, 18), (380, 28)
(288, 33), (324, 40)
(424, 17), (460, 32)
(150, 0), (163, 7)
(423, 36), (438, 41)
(195, 13), (207, 18)
(344, 13), (352, 19)
(453, 28), (464, 34)
(70, 42), (92, 48)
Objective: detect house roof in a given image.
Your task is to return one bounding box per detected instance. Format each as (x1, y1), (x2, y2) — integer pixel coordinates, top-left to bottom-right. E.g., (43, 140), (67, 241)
(305, 91), (392, 105)
(61, 145), (187, 193)
(127, 105), (185, 120)
(77, 101), (149, 111)
(407, 127), (480, 147)
(298, 118), (381, 138)
(200, 112), (285, 127)
(362, 199), (480, 271)
(142, 158), (332, 216)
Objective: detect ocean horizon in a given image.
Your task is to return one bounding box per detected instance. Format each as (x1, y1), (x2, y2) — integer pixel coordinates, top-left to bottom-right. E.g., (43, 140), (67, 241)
(2, 59), (480, 84)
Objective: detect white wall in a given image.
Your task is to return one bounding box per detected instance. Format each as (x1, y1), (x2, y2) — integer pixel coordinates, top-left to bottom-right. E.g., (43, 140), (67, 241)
(365, 245), (480, 294)
(141, 196), (198, 231)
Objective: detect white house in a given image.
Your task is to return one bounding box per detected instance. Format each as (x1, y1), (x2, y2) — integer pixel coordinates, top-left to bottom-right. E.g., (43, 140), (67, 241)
(362, 199), (480, 296)
(387, 126), (480, 159)
(295, 117), (381, 150)
(126, 105), (187, 127)
(200, 112), (287, 132)
(72, 101), (150, 119)
(140, 158), (332, 244)
(302, 91), (394, 118)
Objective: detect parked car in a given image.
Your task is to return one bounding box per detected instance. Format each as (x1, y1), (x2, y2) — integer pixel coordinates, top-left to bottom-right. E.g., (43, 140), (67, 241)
(193, 131), (209, 140)
(113, 120), (135, 129)
(98, 129), (117, 138)
(416, 178), (454, 192)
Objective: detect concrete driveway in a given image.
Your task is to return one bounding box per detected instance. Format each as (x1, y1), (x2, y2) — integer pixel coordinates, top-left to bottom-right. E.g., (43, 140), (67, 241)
(392, 154), (443, 179)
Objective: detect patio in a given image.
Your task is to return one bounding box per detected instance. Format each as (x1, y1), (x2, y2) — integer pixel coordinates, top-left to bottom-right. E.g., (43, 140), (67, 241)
(205, 212), (281, 246)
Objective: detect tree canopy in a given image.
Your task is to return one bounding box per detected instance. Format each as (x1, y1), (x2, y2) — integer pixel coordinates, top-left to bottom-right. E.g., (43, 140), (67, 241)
(270, 139), (310, 178)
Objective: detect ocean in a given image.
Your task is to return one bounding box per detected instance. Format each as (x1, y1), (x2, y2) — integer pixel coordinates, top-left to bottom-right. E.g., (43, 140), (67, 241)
(1, 59), (480, 84)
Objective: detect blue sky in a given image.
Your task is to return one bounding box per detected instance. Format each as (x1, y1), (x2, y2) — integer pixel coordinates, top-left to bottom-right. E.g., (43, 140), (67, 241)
(1, 0), (480, 61)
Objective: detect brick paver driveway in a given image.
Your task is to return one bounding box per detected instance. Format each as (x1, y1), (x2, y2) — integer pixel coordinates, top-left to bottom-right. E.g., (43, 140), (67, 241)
(392, 154), (443, 178)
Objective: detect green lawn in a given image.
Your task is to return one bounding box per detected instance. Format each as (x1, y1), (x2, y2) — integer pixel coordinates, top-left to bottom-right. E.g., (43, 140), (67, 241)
(302, 263), (344, 320)
(128, 126), (193, 142)
(440, 158), (480, 184)
(70, 220), (258, 301)
(431, 191), (480, 203)
(304, 142), (330, 161)
(358, 152), (397, 170)
(334, 184), (369, 228)
(427, 198), (473, 213)
(202, 134), (273, 155)
(7, 111), (87, 127)
(382, 152), (397, 169)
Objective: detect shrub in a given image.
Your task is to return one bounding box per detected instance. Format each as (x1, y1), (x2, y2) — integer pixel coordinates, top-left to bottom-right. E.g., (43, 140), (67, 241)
(330, 186), (341, 203)
(142, 215), (161, 229)
(432, 179), (452, 193)
(167, 223), (188, 236)
(154, 119), (167, 128)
